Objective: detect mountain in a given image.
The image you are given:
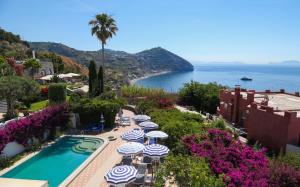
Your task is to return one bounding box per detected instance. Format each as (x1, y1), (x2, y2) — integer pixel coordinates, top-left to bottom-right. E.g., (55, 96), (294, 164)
(29, 42), (194, 80)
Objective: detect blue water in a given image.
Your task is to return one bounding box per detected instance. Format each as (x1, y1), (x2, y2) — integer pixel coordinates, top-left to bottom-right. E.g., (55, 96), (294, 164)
(1, 136), (103, 187)
(136, 64), (300, 93)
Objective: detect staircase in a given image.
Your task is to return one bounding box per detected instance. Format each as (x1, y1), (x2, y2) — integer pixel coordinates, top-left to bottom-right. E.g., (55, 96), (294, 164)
(0, 100), (7, 113)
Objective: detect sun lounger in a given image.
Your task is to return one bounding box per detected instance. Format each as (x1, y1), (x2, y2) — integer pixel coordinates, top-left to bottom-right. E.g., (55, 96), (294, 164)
(120, 117), (130, 126)
(84, 123), (103, 133)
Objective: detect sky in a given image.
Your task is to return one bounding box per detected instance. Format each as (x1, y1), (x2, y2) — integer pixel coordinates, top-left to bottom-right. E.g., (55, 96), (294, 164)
(0, 0), (300, 64)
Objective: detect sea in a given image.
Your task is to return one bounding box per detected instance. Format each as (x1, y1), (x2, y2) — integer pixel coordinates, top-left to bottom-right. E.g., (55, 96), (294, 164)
(135, 64), (300, 93)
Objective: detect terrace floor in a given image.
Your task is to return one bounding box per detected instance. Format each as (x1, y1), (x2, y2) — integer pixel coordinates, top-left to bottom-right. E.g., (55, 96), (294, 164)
(68, 109), (139, 187)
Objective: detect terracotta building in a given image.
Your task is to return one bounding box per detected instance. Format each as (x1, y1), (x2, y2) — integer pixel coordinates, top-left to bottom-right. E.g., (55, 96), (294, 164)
(218, 87), (300, 153)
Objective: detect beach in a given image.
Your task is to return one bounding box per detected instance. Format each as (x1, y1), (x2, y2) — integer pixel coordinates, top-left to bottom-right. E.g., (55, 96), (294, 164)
(129, 70), (171, 85)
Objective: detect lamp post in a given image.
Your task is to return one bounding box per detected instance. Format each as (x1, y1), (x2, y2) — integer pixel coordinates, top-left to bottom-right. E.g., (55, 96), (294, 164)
(100, 113), (105, 131)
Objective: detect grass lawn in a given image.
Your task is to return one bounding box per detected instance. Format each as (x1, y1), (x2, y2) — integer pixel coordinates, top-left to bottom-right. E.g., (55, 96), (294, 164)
(29, 100), (49, 112)
(29, 96), (70, 112)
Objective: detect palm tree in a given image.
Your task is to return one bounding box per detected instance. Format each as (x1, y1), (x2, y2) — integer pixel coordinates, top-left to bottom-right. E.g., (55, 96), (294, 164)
(89, 13), (118, 94)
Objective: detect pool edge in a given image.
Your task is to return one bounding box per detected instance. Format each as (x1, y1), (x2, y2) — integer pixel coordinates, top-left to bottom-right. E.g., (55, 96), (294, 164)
(0, 135), (67, 176)
(59, 135), (109, 187)
(0, 135), (109, 187)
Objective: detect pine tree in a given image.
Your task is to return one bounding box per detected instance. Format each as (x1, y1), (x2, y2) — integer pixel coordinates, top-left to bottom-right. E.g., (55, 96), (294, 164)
(88, 60), (97, 97)
(98, 66), (104, 95)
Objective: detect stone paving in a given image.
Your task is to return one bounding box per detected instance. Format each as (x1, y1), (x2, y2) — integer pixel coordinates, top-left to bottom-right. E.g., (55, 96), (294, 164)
(68, 109), (139, 187)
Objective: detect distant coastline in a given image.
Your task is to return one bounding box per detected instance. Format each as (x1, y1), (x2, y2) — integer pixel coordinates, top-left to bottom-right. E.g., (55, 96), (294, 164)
(130, 71), (171, 85)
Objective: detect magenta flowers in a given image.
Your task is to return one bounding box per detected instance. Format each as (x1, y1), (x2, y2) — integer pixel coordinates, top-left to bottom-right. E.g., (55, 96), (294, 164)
(183, 129), (270, 187)
(0, 103), (69, 153)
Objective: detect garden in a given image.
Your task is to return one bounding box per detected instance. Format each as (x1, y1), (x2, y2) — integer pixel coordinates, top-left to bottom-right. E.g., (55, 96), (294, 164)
(121, 84), (300, 187)
(150, 110), (300, 186)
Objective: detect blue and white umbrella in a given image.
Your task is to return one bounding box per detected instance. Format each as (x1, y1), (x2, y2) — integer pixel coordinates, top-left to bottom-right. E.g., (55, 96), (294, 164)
(146, 131), (168, 139)
(121, 129), (145, 141)
(132, 115), (151, 122)
(105, 165), (137, 185)
(143, 144), (170, 157)
(139, 121), (159, 129)
(117, 142), (145, 156)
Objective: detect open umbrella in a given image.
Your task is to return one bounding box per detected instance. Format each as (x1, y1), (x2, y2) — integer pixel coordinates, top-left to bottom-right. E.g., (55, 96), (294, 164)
(117, 142), (145, 156)
(138, 121), (158, 129)
(121, 129), (144, 142)
(145, 131), (168, 139)
(105, 165), (137, 186)
(143, 144), (169, 157)
(132, 115), (151, 122)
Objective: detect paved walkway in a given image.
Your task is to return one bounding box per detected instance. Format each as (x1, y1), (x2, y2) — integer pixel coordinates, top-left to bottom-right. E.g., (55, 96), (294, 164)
(68, 109), (139, 187)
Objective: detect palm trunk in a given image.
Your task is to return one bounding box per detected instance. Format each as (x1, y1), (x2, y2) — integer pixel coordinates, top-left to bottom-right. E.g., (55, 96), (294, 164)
(101, 43), (105, 94)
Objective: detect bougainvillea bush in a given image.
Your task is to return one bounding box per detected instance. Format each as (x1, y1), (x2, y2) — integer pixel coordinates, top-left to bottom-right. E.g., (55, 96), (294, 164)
(183, 129), (270, 186)
(269, 160), (300, 187)
(0, 103), (69, 153)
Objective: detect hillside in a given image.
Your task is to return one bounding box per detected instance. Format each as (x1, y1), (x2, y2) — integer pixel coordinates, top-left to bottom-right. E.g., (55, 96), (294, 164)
(0, 28), (30, 59)
(29, 42), (194, 80)
(60, 56), (88, 76)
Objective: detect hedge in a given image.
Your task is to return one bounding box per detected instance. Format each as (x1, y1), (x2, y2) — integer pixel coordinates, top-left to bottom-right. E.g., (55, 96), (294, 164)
(48, 83), (66, 104)
(71, 98), (123, 128)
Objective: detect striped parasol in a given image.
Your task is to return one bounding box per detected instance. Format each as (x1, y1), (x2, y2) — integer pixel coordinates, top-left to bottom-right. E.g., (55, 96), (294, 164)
(143, 144), (170, 157)
(121, 129), (145, 141)
(132, 115), (151, 122)
(104, 165), (137, 185)
(138, 121), (159, 129)
(117, 142), (145, 156)
(145, 131), (168, 139)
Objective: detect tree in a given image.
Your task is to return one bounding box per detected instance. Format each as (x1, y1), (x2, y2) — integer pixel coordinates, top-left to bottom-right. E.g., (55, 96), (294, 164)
(23, 58), (41, 78)
(178, 81), (226, 113)
(98, 66), (104, 95)
(0, 60), (14, 77)
(0, 76), (39, 119)
(88, 60), (97, 97)
(89, 13), (118, 93)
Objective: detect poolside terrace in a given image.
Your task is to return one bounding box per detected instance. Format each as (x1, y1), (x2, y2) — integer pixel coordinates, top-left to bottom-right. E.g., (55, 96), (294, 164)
(68, 109), (143, 187)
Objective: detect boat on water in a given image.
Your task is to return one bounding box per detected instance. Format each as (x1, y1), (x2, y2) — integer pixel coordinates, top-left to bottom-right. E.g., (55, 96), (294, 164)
(241, 77), (252, 81)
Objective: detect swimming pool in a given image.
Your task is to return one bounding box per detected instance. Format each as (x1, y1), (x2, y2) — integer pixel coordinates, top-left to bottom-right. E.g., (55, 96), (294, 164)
(1, 136), (105, 187)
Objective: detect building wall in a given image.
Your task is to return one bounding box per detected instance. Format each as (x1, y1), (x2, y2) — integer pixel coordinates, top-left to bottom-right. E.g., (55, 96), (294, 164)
(24, 61), (54, 78)
(219, 88), (300, 153)
(245, 104), (290, 153)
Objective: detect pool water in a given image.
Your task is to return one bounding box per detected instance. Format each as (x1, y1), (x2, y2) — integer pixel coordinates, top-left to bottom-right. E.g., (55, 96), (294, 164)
(1, 136), (103, 187)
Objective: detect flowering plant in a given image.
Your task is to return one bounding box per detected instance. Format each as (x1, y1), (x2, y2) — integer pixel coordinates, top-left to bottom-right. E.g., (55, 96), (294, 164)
(0, 103), (69, 153)
(40, 86), (48, 96)
(183, 129), (270, 186)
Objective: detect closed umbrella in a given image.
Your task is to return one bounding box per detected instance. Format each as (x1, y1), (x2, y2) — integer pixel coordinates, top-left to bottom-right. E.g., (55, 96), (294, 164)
(139, 121), (158, 129)
(117, 142), (145, 156)
(145, 131), (168, 139)
(121, 129), (144, 142)
(132, 115), (151, 122)
(143, 144), (169, 157)
(105, 165), (137, 186)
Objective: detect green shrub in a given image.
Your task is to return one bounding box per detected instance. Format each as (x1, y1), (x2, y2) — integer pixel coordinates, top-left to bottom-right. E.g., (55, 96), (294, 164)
(178, 81), (226, 113)
(149, 109), (205, 153)
(71, 98), (124, 128)
(211, 119), (226, 130)
(136, 99), (158, 114)
(155, 154), (225, 187)
(0, 157), (10, 170)
(121, 85), (167, 104)
(278, 152), (300, 171)
(48, 83), (66, 104)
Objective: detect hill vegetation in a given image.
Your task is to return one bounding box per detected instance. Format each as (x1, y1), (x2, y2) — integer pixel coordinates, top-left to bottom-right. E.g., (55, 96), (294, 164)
(29, 42), (194, 81)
